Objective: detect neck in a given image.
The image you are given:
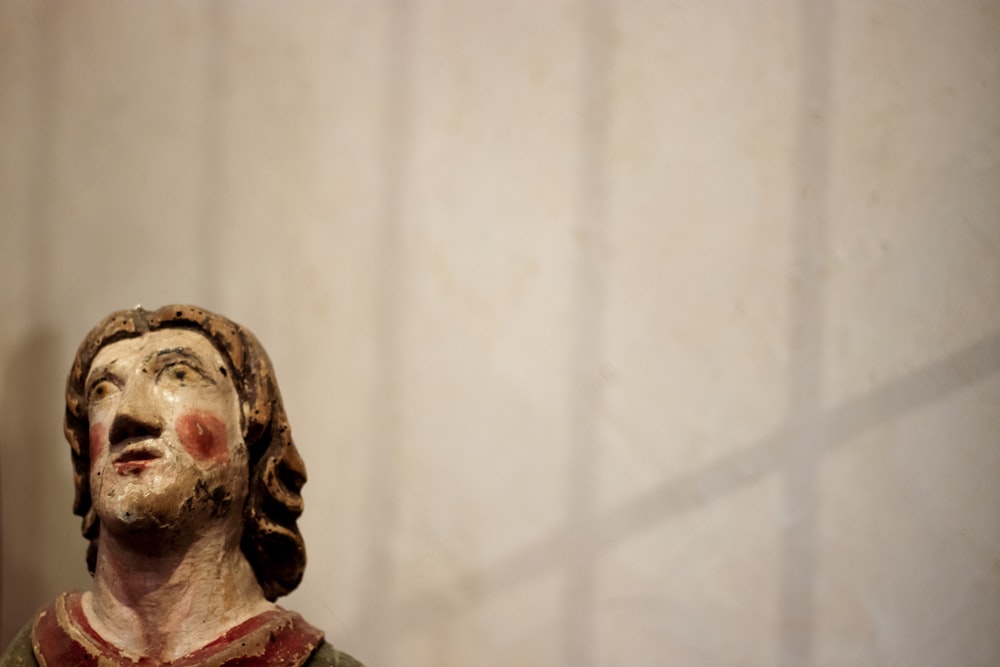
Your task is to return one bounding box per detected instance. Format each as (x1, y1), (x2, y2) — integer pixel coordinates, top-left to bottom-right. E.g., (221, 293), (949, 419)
(85, 524), (274, 662)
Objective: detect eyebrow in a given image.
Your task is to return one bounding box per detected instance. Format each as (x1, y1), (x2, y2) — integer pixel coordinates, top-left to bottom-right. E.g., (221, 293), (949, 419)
(146, 347), (205, 365)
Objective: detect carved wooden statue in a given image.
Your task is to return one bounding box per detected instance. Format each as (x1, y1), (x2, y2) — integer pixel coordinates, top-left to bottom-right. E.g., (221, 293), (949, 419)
(1, 305), (364, 666)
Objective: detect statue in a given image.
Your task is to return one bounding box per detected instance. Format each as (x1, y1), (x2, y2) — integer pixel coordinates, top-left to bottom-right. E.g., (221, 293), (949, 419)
(0, 305), (365, 666)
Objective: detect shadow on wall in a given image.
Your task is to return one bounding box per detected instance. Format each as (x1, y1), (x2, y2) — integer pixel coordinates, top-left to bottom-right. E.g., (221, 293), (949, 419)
(0, 328), (89, 646)
(379, 330), (1000, 664)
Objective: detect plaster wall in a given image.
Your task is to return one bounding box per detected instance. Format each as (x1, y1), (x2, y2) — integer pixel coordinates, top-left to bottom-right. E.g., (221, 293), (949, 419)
(1, 2), (998, 665)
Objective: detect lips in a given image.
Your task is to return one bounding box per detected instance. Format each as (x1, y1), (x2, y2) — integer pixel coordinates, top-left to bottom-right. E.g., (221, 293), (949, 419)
(112, 446), (163, 474)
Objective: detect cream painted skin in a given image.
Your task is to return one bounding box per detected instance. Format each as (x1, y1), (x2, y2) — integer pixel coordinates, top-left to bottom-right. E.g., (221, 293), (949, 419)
(81, 330), (274, 662)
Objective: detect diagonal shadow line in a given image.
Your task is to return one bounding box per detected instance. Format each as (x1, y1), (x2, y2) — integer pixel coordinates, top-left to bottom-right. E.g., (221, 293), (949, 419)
(384, 331), (1000, 634)
(824, 333), (1000, 441)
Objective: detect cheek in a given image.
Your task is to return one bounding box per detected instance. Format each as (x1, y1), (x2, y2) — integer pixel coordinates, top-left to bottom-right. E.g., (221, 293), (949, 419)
(89, 424), (105, 461)
(175, 411), (231, 464)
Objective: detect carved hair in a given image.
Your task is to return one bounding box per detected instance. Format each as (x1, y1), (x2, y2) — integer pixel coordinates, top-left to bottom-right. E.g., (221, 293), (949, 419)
(64, 305), (307, 601)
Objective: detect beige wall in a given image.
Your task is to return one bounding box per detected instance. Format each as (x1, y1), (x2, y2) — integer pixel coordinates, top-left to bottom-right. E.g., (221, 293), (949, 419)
(2, 1), (998, 665)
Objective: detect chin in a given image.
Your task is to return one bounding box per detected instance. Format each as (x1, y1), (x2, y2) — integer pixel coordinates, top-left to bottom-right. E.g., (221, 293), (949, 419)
(95, 472), (241, 536)
(95, 475), (179, 526)
(98, 495), (181, 533)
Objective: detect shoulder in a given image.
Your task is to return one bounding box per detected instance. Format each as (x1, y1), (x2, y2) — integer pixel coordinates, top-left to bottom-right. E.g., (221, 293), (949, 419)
(0, 621), (39, 667)
(306, 640), (367, 667)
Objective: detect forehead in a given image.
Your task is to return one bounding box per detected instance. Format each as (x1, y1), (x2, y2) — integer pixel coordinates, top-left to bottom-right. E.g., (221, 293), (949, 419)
(89, 329), (226, 375)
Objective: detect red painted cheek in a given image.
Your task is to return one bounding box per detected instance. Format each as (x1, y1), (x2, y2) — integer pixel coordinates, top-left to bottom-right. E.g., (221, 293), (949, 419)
(89, 424), (105, 461)
(176, 411), (231, 463)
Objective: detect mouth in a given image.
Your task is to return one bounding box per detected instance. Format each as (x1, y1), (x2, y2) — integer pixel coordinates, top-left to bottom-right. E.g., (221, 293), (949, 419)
(112, 446), (163, 475)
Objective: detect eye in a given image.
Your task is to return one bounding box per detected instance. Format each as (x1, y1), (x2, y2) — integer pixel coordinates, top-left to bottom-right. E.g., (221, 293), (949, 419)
(159, 362), (208, 386)
(88, 380), (119, 403)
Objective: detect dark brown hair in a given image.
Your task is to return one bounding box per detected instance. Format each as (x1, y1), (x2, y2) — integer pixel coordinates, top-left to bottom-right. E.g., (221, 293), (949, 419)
(64, 304), (307, 600)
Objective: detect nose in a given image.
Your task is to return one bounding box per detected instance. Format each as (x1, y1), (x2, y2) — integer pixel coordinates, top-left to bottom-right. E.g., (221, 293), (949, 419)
(108, 384), (164, 448)
(109, 413), (163, 447)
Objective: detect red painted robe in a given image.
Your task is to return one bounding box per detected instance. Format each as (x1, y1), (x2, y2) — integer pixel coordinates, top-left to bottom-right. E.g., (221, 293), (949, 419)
(0, 592), (362, 667)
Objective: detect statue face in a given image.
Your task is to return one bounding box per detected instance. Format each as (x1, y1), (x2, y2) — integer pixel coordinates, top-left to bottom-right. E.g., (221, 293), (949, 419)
(85, 329), (248, 535)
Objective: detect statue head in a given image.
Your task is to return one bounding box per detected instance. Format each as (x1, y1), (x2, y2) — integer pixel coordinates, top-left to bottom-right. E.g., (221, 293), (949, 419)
(63, 305), (307, 601)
